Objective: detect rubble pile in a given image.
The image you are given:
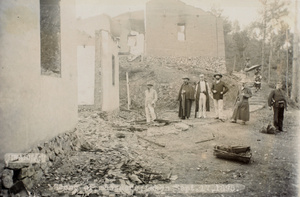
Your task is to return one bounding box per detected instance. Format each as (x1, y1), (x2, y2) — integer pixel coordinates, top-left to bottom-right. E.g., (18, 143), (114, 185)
(0, 110), (173, 196)
(32, 148), (170, 196)
(27, 111), (171, 196)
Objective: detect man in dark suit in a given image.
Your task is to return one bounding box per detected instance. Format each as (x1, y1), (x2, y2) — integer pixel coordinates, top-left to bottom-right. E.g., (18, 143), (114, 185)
(268, 82), (288, 132)
(178, 76), (195, 119)
(211, 74), (229, 121)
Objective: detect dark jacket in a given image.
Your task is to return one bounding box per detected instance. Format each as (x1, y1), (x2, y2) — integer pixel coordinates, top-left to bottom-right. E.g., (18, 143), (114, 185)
(268, 89), (287, 108)
(178, 82), (195, 101)
(211, 81), (229, 100)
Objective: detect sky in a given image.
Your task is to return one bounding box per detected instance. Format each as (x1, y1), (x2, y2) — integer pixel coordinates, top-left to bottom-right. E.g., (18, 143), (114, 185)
(75, 0), (298, 30)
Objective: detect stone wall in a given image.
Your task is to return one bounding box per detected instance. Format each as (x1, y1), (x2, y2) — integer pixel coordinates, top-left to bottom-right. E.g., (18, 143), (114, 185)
(0, 128), (82, 194)
(144, 56), (226, 74)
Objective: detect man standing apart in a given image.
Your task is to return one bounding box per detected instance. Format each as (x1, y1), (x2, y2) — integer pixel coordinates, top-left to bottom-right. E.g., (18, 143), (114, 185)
(145, 82), (158, 123)
(231, 79), (252, 124)
(178, 76), (195, 119)
(211, 74), (229, 121)
(268, 82), (288, 132)
(195, 74), (210, 118)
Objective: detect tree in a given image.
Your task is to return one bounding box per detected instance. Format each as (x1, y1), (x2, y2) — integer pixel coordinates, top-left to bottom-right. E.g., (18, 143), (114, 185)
(291, 0), (299, 102)
(256, 0), (290, 83)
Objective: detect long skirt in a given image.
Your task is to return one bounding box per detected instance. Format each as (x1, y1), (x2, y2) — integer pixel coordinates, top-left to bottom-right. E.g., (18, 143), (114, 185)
(231, 100), (250, 121)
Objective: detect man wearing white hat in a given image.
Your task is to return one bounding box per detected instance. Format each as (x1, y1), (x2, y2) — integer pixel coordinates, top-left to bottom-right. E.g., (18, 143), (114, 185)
(211, 74), (229, 121)
(145, 82), (158, 123)
(178, 76), (195, 119)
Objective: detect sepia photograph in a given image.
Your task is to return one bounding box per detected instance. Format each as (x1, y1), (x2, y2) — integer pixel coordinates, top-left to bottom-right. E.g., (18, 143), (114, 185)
(0, 0), (300, 196)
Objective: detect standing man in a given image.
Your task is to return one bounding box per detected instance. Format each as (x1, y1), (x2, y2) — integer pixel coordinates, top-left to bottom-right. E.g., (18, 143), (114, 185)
(178, 76), (195, 119)
(254, 68), (262, 92)
(268, 82), (288, 132)
(195, 74), (210, 118)
(145, 82), (158, 123)
(211, 74), (229, 121)
(231, 79), (252, 124)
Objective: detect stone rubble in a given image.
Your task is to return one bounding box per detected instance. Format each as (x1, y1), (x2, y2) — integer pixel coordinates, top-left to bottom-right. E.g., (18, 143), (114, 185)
(0, 109), (175, 196)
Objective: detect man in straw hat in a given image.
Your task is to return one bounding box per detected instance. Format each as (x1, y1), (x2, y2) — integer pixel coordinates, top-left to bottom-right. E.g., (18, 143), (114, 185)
(268, 81), (288, 132)
(211, 73), (229, 121)
(145, 81), (158, 123)
(230, 79), (252, 124)
(195, 74), (210, 118)
(178, 76), (195, 119)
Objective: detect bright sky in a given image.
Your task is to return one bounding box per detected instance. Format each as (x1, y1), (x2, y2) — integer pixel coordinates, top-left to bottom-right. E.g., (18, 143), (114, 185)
(75, 0), (298, 30)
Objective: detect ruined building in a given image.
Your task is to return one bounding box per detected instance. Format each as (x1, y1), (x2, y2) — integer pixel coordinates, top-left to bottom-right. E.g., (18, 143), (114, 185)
(0, 0), (78, 159)
(77, 15), (120, 111)
(115, 0), (226, 73)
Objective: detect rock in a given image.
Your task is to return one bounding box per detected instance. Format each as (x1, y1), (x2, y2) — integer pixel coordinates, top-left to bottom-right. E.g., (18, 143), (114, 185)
(2, 169), (14, 189)
(260, 124), (278, 134)
(32, 170), (44, 183)
(170, 175), (178, 181)
(128, 174), (143, 184)
(9, 181), (26, 194)
(18, 166), (35, 179)
(22, 177), (34, 190)
(174, 123), (189, 131)
(116, 133), (126, 138)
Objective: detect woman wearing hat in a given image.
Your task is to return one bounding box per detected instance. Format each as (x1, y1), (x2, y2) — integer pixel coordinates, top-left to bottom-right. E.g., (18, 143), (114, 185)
(178, 76), (195, 119)
(211, 74), (229, 121)
(231, 79), (252, 124)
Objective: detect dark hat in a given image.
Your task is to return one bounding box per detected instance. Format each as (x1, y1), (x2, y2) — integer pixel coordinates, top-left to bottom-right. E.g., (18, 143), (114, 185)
(182, 76), (190, 80)
(214, 74), (222, 78)
(246, 57), (250, 60)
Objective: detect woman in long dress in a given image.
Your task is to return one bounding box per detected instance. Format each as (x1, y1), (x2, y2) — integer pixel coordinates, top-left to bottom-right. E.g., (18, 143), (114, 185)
(231, 80), (252, 124)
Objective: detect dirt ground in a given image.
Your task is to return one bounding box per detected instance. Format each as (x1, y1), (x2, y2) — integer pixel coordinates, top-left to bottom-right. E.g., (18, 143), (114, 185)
(24, 61), (299, 196)
(146, 107), (299, 196)
(29, 101), (300, 197)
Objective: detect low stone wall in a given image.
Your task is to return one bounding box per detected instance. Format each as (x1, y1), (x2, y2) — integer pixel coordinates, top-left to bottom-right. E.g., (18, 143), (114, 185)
(119, 56), (227, 74)
(144, 56), (226, 74)
(0, 128), (82, 195)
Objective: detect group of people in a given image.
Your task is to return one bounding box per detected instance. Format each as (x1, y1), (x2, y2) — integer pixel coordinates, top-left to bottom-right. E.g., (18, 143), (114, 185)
(178, 74), (229, 121)
(177, 73), (252, 124)
(144, 74), (288, 132)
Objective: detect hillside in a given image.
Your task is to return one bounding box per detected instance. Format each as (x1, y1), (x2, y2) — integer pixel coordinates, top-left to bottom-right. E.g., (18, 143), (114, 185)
(119, 56), (267, 118)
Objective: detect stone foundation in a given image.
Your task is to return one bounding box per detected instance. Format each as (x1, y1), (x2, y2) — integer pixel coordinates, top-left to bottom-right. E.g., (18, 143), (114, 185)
(0, 128), (82, 195)
(119, 56), (227, 74)
(144, 56), (226, 74)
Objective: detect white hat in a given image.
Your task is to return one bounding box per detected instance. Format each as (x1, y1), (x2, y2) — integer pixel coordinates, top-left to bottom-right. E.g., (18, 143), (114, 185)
(146, 82), (153, 86)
